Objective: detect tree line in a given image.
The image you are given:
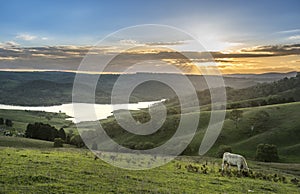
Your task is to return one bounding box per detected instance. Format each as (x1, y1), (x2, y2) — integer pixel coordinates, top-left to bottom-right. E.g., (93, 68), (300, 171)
(25, 122), (84, 148)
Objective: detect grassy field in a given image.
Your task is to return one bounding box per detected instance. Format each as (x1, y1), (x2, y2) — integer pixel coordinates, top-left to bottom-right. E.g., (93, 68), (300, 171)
(0, 136), (74, 149)
(86, 102), (300, 162)
(0, 101), (299, 193)
(0, 146), (299, 194)
(0, 109), (76, 134)
(1, 101), (300, 163)
(215, 102), (300, 162)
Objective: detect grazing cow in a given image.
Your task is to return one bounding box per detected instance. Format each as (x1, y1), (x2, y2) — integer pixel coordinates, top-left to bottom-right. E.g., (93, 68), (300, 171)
(222, 152), (249, 171)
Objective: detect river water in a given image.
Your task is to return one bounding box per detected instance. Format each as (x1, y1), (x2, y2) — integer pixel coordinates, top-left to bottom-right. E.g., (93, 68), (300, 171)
(0, 101), (162, 123)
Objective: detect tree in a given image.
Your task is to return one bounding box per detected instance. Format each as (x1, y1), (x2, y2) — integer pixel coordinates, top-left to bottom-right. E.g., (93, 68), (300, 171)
(5, 119), (13, 127)
(25, 123), (34, 138)
(58, 128), (66, 140)
(53, 138), (64, 147)
(255, 144), (279, 162)
(248, 110), (270, 134)
(216, 145), (232, 158)
(25, 122), (59, 141)
(65, 130), (74, 144)
(0, 118), (4, 125)
(70, 135), (85, 148)
(229, 109), (243, 129)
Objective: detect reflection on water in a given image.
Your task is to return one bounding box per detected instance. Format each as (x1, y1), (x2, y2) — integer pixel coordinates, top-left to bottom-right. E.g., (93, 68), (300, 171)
(0, 100), (162, 123)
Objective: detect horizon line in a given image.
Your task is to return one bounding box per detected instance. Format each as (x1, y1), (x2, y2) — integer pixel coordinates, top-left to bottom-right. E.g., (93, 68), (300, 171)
(0, 68), (298, 76)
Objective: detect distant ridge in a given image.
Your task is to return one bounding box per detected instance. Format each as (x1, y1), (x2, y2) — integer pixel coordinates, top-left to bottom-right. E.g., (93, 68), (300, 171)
(224, 71), (298, 79)
(0, 69), (298, 78)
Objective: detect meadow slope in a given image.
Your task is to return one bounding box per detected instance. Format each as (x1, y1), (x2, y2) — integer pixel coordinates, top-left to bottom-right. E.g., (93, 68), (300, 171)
(0, 147), (299, 194)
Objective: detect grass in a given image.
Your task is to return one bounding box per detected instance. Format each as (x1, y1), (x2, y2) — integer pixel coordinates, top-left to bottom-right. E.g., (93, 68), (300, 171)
(222, 102), (300, 161)
(91, 102), (300, 162)
(0, 109), (76, 134)
(194, 102), (300, 162)
(1, 101), (300, 162)
(0, 136), (74, 149)
(0, 147), (299, 194)
(0, 101), (299, 193)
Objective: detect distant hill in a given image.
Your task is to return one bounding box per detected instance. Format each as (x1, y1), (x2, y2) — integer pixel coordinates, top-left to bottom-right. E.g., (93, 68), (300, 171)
(0, 71), (293, 106)
(166, 73), (300, 110)
(224, 71), (297, 79)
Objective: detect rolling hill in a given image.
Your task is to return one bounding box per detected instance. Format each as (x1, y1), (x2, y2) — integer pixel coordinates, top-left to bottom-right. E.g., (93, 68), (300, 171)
(0, 71), (295, 106)
(75, 101), (300, 162)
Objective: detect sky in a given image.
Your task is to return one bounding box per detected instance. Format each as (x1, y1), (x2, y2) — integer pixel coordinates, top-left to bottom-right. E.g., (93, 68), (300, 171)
(0, 0), (300, 74)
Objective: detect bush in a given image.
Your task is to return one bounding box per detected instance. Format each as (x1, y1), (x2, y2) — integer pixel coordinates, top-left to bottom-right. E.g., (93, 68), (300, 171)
(141, 142), (155, 149)
(25, 122), (59, 141)
(135, 142), (155, 150)
(216, 145), (232, 158)
(182, 146), (195, 155)
(123, 142), (136, 149)
(58, 128), (66, 140)
(53, 138), (64, 147)
(70, 135), (85, 148)
(255, 144), (279, 162)
(5, 119), (13, 127)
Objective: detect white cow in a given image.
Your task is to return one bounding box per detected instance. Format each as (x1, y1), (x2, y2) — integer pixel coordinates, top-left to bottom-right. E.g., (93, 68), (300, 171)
(222, 152), (249, 171)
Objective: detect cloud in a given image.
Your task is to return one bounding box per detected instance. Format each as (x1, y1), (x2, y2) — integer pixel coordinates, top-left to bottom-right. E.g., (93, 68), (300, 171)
(1, 43), (299, 62)
(0, 41), (20, 48)
(16, 34), (37, 41)
(145, 41), (185, 46)
(288, 35), (300, 40)
(119, 39), (139, 45)
(0, 43), (299, 74)
(118, 39), (186, 47)
(239, 44), (300, 56)
(276, 29), (300, 34)
(0, 56), (16, 60)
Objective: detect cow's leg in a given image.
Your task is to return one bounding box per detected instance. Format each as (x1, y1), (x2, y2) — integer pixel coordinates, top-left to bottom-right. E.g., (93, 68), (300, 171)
(237, 163), (241, 171)
(222, 160), (225, 171)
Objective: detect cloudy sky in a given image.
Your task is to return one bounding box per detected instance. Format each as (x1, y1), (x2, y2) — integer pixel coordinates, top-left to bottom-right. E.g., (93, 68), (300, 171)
(0, 0), (300, 74)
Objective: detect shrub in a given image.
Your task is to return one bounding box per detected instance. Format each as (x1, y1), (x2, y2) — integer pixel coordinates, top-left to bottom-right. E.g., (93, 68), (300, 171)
(142, 142), (155, 149)
(5, 119), (13, 127)
(216, 145), (232, 158)
(123, 142), (136, 149)
(229, 109), (243, 129)
(255, 144), (279, 162)
(53, 138), (64, 147)
(25, 122), (59, 141)
(58, 128), (66, 140)
(181, 145), (195, 155)
(70, 135), (85, 148)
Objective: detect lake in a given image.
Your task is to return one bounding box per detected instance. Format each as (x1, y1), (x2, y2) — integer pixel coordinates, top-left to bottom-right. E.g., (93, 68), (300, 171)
(0, 100), (163, 123)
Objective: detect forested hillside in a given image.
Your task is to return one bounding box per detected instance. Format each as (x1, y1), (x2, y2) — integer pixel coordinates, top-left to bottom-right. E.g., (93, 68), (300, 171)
(0, 71), (293, 106)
